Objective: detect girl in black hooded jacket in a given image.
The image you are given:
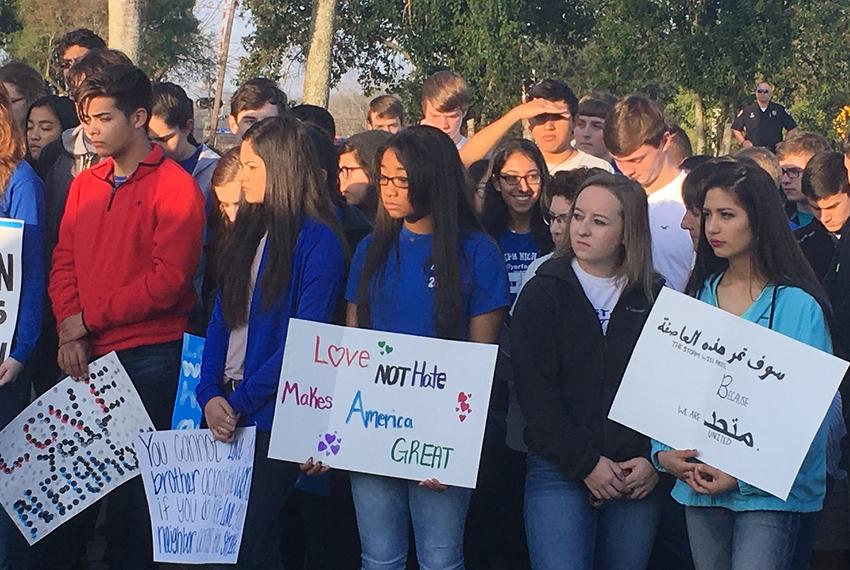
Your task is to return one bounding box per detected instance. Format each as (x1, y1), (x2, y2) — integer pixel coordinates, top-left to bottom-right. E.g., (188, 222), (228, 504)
(512, 172), (663, 570)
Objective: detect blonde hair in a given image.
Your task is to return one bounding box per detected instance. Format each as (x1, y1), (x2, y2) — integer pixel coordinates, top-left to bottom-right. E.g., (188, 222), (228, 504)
(564, 172), (657, 301)
(421, 71), (470, 113)
(0, 84), (25, 193)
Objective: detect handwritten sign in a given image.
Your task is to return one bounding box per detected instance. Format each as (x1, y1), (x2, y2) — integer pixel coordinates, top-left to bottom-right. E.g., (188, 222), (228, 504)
(268, 319), (497, 488)
(609, 288), (848, 499)
(0, 352), (154, 544)
(136, 427), (255, 564)
(0, 219), (22, 361)
(171, 334), (205, 430)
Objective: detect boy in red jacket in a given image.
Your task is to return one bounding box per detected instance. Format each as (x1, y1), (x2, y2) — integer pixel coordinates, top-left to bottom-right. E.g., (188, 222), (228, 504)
(48, 64), (204, 569)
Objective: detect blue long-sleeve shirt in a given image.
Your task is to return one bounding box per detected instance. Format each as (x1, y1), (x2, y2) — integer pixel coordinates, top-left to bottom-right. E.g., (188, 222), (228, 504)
(196, 219), (345, 431)
(652, 274), (833, 513)
(3, 162), (45, 364)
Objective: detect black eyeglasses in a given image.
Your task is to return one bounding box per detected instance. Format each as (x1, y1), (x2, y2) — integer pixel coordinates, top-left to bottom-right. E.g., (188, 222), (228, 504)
(379, 175), (409, 189)
(497, 172), (542, 188)
(782, 167), (803, 179)
(543, 211), (570, 226)
(756, 89), (770, 94)
(339, 166), (364, 179)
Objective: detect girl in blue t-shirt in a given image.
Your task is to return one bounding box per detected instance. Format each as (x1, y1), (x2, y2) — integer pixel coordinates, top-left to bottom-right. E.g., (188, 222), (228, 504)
(346, 125), (510, 569)
(653, 159), (837, 570)
(482, 138), (553, 301)
(197, 116), (346, 568)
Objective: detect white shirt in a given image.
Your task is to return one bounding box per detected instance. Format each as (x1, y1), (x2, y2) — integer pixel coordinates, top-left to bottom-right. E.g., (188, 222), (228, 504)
(224, 234), (268, 380)
(548, 149), (615, 175)
(511, 252), (553, 314)
(455, 135), (468, 150)
(572, 258), (625, 334)
(647, 171), (694, 291)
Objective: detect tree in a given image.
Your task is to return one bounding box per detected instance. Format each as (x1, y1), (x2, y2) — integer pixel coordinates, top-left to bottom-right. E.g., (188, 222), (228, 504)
(0, 0), (21, 50)
(108, 0), (141, 63)
(4, 0), (211, 87)
(302, 0), (337, 106)
(240, 0), (593, 123)
(139, 0), (214, 82)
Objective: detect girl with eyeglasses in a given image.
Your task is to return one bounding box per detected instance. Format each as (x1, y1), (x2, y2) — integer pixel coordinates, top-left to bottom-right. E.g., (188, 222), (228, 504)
(482, 139), (553, 302)
(346, 125), (510, 569)
(512, 172), (663, 569)
(338, 130), (392, 223)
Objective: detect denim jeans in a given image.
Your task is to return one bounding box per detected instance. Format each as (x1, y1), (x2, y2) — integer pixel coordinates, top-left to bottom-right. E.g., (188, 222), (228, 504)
(102, 340), (181, 570)
(0, 368), (34, 570)
(350, 472), (472, 570)
(237, 431), (300, 570)
(524, 453), (660, 570)
(685, 506), (801, 570)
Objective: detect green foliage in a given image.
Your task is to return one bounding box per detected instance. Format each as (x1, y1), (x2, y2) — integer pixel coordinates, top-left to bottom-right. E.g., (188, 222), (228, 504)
(240, 0), (593, 123)
(0, 0), (21, 50)
(3, 0), (211, 87)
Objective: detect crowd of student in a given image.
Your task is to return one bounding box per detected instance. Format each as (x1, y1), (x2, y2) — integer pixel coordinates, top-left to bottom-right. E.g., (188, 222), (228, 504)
(0, 25), (849, 570)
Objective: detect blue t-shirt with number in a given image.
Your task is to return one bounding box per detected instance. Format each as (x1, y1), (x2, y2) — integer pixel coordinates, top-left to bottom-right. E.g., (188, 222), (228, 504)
(345, 226), (510, 338)
(498, 230), (539, 302)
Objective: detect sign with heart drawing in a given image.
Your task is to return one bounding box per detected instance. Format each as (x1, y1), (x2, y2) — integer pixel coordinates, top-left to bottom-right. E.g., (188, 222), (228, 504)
(268, 319), (498, 488)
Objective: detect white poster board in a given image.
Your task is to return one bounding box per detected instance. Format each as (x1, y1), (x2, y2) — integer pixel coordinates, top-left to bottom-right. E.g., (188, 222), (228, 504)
(268, 319), (497, 488)
(0, 352), (154, 544)
(609, 287), (848, 499)
(137, 427), (255, 564)
(0, 218), (23, 361)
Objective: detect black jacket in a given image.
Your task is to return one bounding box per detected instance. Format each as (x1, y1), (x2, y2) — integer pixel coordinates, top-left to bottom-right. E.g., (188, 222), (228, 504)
(825, 218), (850, 470)
(511, 256), (663, 481)
(795, 218), (836, 282)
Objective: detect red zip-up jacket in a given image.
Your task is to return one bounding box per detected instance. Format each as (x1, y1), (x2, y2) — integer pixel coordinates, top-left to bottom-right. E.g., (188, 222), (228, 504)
(49, 144), (205, 356)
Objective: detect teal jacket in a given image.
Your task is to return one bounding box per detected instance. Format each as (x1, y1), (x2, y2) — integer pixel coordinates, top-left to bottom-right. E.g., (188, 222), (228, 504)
(651, 274), (832, 513)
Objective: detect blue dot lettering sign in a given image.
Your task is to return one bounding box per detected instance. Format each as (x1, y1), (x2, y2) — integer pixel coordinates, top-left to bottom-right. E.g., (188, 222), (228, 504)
(0, 352), (154, 544)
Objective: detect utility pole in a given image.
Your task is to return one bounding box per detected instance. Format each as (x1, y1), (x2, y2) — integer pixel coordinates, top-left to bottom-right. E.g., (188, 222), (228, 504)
(208, 0), (238, 147)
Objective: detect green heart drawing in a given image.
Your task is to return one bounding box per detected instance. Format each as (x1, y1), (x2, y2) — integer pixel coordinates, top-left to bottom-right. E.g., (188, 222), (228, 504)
(385, 345), (394, 354)
(378, 341), (394, 355)
(378, 341), (386, 348)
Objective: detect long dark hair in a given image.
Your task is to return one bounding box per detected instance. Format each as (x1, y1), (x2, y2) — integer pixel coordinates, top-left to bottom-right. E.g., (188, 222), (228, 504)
(355, 125), (481, 340)
(218, 116), (345, 328)
(481, 138), (553, 255)
(686, 159), (830, 316)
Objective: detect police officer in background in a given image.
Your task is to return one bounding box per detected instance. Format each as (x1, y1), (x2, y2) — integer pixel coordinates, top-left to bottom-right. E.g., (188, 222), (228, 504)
(732, 81), (798, 152)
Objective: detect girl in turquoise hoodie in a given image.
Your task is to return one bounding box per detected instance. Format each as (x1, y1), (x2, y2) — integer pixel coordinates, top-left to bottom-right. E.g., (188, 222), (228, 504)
(652, 159), (837, 570)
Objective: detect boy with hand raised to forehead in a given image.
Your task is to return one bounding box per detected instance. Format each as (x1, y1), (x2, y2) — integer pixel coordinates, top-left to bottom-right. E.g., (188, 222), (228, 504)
(48, 64), (205, 567)
(460, 79), (614, 174)
(604, 95), (693, 291)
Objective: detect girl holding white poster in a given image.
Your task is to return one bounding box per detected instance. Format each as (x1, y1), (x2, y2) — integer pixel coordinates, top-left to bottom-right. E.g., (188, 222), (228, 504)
(196, 116), (347, 569)
(511, 173), (664, 569)
(653, 159), (837, 570)
(0, 83), (45, 565)
(345, 126), (510, 569)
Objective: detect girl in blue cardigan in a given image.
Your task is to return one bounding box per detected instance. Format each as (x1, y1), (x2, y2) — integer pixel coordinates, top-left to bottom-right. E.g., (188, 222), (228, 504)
(196, 116), (346, 569)
(0, 81), (46, 570)
(653, 159), (837, 570)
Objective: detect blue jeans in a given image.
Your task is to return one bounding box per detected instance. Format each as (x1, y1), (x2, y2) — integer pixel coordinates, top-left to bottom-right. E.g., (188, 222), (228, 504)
(350, 472), (471, 570)
(524, 453), (660, 570)
(685, 506), (801, 570)
(0, 368), (34, 570)
(103, 341), (181, 570)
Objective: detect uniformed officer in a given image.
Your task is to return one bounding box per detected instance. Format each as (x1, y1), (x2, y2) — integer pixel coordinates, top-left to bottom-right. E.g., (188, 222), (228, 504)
(732, 82), (798, 152)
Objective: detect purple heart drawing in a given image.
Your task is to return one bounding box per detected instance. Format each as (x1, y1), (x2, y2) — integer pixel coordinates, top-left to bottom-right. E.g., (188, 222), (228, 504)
(317, 432), (342, 456)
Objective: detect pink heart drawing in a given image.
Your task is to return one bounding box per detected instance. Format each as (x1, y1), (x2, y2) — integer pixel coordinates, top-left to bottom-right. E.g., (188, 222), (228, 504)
(456, 392), (472, 422)
(459, 414), (467, 422)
